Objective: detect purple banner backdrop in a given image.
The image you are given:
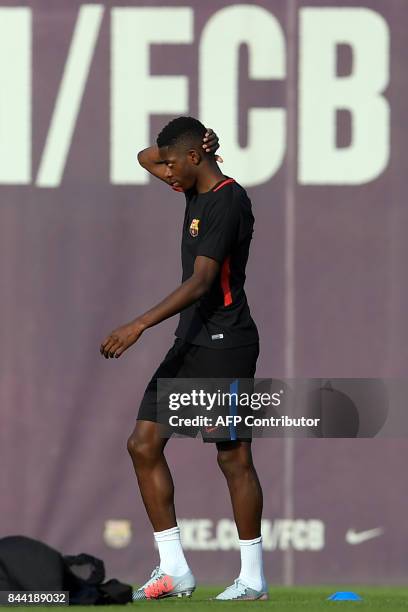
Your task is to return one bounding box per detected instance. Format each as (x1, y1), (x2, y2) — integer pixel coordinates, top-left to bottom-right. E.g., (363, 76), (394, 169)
(1, 0), (407, 585)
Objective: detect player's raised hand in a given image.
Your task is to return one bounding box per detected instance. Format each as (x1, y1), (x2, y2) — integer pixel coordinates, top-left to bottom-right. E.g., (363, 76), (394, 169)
(100, 321), (144, 359)
(203, 128), (223, 163)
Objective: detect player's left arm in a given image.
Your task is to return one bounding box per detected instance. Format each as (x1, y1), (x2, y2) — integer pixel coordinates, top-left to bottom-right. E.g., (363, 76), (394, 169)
(100, 256), (219, 358)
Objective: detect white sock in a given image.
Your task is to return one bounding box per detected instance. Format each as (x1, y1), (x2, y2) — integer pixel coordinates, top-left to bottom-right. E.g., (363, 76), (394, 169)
(238, 536), (266, 592)
(153, 526), (190, 577)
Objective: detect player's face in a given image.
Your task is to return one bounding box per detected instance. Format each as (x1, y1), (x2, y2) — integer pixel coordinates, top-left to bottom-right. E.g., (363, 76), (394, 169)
(159, 146), (197, 190)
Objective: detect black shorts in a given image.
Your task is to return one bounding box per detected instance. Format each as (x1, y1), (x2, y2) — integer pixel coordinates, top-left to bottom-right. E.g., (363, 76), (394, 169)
(137, 337), (259, 442)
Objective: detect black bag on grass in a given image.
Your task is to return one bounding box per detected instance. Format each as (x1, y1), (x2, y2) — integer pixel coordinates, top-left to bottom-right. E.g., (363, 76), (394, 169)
(0, 535), (132, 605)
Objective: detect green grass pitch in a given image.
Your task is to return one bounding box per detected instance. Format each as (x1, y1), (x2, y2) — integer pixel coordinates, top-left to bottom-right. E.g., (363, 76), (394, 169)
(5, 586), (408, 611)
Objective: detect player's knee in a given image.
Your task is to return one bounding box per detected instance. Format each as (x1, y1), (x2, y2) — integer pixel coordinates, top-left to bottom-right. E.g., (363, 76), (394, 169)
(127, 435), (160, 468)
(217, 448), (252, 478)
(126, 434), (139, 458)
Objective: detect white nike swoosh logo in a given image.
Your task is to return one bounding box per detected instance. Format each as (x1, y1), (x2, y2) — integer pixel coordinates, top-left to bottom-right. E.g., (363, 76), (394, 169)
(345, 528), (384, 545)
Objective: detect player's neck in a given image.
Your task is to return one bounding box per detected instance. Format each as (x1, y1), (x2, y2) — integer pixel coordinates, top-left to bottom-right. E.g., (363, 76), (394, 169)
(195, 165), (226, 194)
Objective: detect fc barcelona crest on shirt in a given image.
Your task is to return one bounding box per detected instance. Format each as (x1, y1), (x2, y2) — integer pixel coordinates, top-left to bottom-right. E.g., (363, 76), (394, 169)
(189, 218), (200, 237)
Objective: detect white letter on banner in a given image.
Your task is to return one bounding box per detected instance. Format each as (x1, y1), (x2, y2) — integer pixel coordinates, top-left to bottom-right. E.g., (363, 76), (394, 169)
(0, 8), (31, 184)
(36, 5), (104, 188)
(199, 5), (286, 187)
(111, 8), (193, 184)
(299, 8), (390, 184)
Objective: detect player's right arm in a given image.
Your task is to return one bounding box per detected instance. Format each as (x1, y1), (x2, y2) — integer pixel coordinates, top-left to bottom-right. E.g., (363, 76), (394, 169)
(137, 129), (222, 186)
(137, 145), (167, 182)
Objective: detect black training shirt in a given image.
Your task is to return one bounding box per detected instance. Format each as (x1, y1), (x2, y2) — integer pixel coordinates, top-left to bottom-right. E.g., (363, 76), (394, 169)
(173, 177), (259, 349)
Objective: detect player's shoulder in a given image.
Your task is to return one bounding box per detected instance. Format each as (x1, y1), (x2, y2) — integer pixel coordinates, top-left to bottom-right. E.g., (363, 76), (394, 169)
(211, 178), (250, 202)
(205, 181), (252, 226)
(214, 179), (253, 218)
(231, 180), (250, 202)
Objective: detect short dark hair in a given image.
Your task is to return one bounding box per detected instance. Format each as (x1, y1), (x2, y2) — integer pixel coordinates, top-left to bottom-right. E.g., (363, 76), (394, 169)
(156, 116), (206, 150)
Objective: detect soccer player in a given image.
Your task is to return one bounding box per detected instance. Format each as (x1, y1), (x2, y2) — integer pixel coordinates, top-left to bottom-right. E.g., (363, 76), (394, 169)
(100, 117), (267, 601)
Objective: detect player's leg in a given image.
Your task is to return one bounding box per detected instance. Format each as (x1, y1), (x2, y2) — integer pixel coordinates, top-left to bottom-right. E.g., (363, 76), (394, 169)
(129, 340), (197, 599)
(129, 338), (188, 531)
(128, 419), (195, 599)
(216, 440), (262, 539)
(127, 419), (174, 531)
(215, 440), (267, 600)
(180, 341), (266, 599)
